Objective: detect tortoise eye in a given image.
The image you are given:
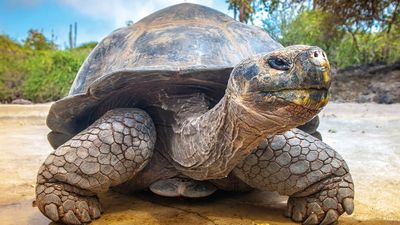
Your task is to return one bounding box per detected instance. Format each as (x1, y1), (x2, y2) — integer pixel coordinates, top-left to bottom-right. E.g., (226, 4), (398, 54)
(268, 57), (291, 70)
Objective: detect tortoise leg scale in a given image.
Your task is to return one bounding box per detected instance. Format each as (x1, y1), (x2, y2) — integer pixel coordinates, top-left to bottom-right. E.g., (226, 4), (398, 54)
(233, 128), (354, 225)
(35, 108), (156, 224)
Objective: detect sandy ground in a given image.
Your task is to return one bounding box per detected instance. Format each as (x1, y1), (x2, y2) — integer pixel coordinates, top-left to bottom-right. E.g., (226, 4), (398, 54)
(0, 103), (399, 225)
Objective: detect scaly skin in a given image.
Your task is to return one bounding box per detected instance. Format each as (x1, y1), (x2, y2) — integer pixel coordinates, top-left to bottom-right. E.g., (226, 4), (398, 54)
(35, 108), (156, 224)
(233, 128), (354, 225)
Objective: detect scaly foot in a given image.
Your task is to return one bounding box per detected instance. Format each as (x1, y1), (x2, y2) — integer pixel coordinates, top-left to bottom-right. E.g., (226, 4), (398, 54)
(36, 183), (102, 224)
(285, 174), (354, 225)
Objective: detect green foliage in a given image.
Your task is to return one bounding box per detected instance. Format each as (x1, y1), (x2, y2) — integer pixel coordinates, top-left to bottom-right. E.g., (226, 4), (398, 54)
(229, 0), (399, 35)
(0, 35), (32, 101)
(75, 41), (98, 51)
(0, 33), (91, 103)
(278, 10), (400, 68)
(22, 50), (87, 102)
(280, 10), (344, 63)
(336, 28), (400, 68)
(226, 0), (255, 23)
(228, 0), (400, 68)
(312, 0), (400, 34)
(24, 29), (56, 50)
(334, 34), (358, 68)
(125, 20), (134, 27)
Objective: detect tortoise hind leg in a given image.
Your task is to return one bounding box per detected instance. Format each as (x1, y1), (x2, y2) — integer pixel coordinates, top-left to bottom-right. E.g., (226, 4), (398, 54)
(233, 128), (354, 225)
(35, 108), (156, 224)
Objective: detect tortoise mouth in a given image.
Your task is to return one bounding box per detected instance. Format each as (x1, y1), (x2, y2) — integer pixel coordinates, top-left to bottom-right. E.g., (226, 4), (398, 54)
(261, 87), (330, 110)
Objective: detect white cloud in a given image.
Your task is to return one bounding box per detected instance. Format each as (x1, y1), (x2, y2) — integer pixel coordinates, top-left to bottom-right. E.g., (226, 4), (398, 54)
(57, 0), (229, 29)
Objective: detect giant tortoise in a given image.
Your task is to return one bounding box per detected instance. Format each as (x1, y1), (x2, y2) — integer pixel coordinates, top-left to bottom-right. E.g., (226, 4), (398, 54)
(35, 3), (354, 225)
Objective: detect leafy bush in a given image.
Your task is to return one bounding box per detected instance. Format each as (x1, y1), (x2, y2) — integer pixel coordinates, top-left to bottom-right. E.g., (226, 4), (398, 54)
(278, 10), (400, 68)
(75, 41), (98, 50)
(280, 10), (344, 61)
(22, 50), (87, 102)
(0, 34), (93, 103)
(0, 35), (31, 102)
(24, 29), (56, 50)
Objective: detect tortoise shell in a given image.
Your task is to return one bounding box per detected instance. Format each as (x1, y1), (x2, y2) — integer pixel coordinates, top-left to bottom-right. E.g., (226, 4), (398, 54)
(47, 3), (282, 148)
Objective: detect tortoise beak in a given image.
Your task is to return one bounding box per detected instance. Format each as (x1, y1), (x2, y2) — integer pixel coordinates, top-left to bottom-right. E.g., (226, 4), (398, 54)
(289, 48), (331, 109)
(262, 88), (330, 110)
(308, 48), (331, 85)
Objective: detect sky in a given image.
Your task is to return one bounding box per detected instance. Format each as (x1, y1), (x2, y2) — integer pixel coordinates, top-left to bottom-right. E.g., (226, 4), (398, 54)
(0, 0), (233, 48)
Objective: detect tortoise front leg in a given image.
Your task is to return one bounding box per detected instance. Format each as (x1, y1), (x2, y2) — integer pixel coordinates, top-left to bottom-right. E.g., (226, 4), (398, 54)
(233, 128), (354, 225)
(35, 108), (156, 224)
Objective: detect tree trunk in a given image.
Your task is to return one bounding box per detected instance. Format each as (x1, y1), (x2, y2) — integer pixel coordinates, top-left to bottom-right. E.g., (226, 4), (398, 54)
(239, 4), (245, 22)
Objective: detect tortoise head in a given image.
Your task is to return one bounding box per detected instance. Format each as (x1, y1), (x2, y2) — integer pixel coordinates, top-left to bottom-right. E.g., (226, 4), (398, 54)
(227, 45), (331, 128)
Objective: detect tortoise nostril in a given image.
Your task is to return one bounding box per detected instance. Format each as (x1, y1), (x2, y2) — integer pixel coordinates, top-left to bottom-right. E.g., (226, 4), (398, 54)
(309, 49), (329, 68)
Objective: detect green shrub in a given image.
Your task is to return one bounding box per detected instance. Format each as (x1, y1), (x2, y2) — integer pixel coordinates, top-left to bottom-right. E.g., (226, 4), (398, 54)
(280, 10), (344, 66)
(22, 50), (87, 102)
(0, 35), (31, 102)
(278, 10), (400, 68)
(75, 41), (98, 50)
(335, 29), (400, 68)
(0, 34), (92, 103)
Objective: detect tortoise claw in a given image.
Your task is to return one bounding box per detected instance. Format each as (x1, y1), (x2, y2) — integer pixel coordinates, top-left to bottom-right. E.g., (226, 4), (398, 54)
(44, 203), (59, 221)
(320, 209), (338, 225)
(302, 213), (318, 225)
(62, 210), (81, 225)
(343, 198), (354, 215)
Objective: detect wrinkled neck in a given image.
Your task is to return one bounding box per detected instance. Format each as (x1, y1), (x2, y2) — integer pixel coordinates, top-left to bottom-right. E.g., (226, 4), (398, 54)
(171, 94), (288, 180)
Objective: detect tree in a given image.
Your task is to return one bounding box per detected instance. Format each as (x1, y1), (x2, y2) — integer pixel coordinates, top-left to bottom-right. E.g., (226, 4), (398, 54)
(279, 10), (345, 65)
(227, 0), (400, 34)
(260, 0), (306, 40)
(24, 29), (56, 50)
(281, 10), (343, 50)
(226, 0), (301, 24)
(126, 20), (134, 26)
(226, 0), (400, 67)
(226, 0), (256, 23)
(313, 0), (399, 33)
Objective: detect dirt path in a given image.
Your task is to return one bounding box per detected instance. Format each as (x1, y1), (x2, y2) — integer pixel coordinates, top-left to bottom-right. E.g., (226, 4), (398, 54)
(0, 103), (399, 225)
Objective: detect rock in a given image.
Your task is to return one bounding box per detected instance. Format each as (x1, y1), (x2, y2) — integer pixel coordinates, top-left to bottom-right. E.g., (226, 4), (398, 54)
(11, 99), (32, 104)
(375, 93), (395, 104)
(357, 92), (375, 103)
(331, 61), (400, 104)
